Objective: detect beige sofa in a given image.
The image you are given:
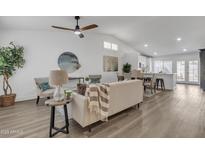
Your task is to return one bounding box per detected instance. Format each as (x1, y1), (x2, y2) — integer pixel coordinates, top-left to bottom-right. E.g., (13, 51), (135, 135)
(71, 80), (144, 128)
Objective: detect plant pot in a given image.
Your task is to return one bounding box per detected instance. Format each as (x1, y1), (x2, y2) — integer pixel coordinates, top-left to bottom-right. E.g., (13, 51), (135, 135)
(123, 72), (131, 80)
(0, 94), (16, 107)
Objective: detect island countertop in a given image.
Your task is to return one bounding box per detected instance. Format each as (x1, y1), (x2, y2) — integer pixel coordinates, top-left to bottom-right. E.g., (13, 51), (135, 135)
(144, 73), (176, 75)
(144, 73), (177, 90)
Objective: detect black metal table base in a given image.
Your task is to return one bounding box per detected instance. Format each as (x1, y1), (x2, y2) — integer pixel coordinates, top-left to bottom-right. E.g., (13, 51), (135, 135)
(49, 104), (69, 137)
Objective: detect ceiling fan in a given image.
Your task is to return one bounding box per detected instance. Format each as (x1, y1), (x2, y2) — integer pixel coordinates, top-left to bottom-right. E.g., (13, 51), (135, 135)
(51, 16), (98, 38)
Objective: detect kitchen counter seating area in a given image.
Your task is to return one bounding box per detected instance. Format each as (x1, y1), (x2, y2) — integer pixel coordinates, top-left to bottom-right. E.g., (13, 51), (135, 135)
(119, 69), (177, 91)
(144, 73), (177, 90)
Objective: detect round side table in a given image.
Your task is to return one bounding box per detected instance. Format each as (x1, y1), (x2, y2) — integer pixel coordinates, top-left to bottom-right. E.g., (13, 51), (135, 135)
(45, 99), (72, 138)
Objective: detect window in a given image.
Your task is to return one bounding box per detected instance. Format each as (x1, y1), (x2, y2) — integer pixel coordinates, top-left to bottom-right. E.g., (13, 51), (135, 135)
(104, 41), (111, 49)
(154, 61), (163, 73)
(154, 60), (172, 73)
(104, 41), (118, 51)
(148, 58), (152, 72)
(111, 43), (118, 51)
(189, 60), (199, 82)
(177, 61), (185, 81)
(163, 61), (172, 73)
(138, 56), (147, 69)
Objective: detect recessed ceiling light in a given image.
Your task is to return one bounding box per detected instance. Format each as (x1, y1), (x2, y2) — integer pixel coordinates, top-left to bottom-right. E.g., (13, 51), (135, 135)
(183, 48), (187, 52)
(153, 52), (158, 55)
(144, 44), (148, 47)
(177, 37), (182, 42)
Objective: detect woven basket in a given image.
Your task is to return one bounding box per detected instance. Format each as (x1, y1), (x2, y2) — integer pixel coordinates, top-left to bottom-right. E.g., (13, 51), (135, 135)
(0, 94), (16, 107)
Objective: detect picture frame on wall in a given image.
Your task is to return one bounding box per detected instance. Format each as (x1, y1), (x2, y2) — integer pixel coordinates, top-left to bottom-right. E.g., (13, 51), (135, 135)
(103, 56), (118, 72)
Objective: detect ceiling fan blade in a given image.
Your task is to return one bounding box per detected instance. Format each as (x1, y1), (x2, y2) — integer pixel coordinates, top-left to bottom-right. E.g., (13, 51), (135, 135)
(79, 33), (84, 38)
(51, 25), (75, 31)
(80, 24), (98, 31)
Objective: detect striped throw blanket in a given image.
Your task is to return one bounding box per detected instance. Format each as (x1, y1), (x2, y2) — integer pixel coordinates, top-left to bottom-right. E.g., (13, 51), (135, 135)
(99, 84), (110, 121)
(86, 84), (110, 121)
(86, 84), (100, 113)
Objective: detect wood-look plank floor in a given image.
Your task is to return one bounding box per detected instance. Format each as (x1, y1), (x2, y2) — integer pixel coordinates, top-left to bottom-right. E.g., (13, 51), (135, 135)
(0, 84), (205, 138)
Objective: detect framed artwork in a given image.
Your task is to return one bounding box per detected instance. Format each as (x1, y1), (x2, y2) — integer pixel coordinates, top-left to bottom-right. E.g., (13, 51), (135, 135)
(103, 56), (118, 72)
(58, 52), (81, 73)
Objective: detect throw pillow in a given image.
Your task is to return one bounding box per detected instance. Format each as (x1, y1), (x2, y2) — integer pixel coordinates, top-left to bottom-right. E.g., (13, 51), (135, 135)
(38, 82), (51, 92)
(77, 83), (87, 96)
(90, 78), (101, 84)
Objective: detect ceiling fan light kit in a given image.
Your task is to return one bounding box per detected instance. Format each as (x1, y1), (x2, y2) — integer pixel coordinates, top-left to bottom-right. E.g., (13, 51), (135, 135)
(74, 30), (81, 35)
(52, 16), (98, 38)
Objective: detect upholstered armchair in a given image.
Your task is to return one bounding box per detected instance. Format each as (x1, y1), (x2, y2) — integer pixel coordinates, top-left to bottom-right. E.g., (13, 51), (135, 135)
(34, 77), (55, 104)
(131, 69), (138, 79)
(131, 69), (144, 80)
(116, 72), (124, 81)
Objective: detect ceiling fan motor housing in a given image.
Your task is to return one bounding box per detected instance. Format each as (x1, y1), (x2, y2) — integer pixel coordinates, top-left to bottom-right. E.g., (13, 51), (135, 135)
(75, 16), (80, 20)
(75, 25), (80, 30)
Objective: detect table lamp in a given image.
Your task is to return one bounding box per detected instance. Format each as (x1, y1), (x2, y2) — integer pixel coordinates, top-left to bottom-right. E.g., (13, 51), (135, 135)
(49, 70), (68, 101)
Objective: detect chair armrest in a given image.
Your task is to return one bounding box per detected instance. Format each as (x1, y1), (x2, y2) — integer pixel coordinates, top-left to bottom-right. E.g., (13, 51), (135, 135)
(71, 92), (88, 127)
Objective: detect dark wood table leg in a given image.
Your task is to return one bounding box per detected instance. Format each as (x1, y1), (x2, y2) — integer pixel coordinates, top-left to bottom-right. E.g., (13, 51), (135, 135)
(163, 80), (165, 90)
(63, 104), (69, 134)
(36, 96), (40, 105)
(156, 79), (159, 90)
(49, 103), (70, 137)
(49, 106), (55, 137)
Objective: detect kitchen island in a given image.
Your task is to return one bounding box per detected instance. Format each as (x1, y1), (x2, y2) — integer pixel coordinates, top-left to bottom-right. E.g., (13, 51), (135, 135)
(144, 73), (177, 90)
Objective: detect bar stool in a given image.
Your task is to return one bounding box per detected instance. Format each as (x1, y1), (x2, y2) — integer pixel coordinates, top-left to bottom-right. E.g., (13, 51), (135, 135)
(156, 78), (165, 90)
(45, 99), (71, 138)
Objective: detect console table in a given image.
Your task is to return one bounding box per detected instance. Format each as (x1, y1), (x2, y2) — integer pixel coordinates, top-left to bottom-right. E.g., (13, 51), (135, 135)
(69, 77), (84, 83)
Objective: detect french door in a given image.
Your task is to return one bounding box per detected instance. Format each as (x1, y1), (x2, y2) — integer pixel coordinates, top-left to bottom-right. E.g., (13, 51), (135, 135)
(188, 60), (199, 83)
(177, 60), (199, 84)
(177, 61), (185, 82)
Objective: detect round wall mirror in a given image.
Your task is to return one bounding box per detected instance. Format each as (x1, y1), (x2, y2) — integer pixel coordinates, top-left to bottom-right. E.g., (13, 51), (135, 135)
(58, 52), (81, 73)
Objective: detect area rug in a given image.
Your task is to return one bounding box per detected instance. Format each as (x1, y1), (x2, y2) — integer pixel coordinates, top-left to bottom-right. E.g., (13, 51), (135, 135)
(144, 89), (162, 98)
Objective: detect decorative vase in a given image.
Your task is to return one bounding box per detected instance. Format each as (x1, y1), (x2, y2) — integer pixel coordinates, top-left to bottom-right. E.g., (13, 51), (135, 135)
(53, 86), (64, 101)
(123, 73), (131, 80)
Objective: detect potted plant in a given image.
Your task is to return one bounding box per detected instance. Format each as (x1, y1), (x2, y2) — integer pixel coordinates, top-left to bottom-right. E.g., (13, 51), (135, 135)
(85, 77), (90, 84)
(0, 42), (25, 107)
(64, 90), (72, 100)
(122, 63), (132, 80)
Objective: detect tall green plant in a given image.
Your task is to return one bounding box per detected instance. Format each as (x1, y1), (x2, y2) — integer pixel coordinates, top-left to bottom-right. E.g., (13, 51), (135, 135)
(123, 63), (131, 73)
(0, 42), (25, 95)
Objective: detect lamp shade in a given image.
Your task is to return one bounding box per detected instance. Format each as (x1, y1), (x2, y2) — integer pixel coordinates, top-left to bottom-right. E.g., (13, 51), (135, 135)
(49, 70), (68, 86)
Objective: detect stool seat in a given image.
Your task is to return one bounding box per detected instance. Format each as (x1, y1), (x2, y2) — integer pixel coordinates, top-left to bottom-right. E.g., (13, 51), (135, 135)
(45, 99), (72, 106)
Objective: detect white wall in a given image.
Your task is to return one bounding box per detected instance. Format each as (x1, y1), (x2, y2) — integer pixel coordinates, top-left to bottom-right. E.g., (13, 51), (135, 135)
(0, 30), (140, 101)
(152, 52), (200, 83)
(122, 52), (140, 71)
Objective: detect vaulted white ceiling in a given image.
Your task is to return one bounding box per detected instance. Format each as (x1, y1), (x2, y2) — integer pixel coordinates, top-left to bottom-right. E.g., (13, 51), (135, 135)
(0, 16), (204, 56)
